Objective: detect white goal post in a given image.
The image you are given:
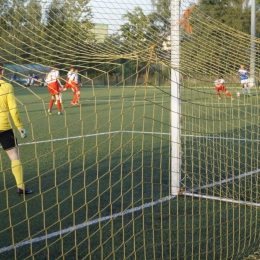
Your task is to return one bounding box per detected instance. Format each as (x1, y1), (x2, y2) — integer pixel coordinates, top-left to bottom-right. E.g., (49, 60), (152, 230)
(171, 0), (181, 195)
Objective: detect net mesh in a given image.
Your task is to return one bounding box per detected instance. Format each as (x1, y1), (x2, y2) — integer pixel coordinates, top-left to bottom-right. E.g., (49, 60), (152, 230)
(1, 0), (260, 259)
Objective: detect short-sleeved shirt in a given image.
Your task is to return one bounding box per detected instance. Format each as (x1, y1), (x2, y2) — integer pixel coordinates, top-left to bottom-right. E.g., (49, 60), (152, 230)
(69, 73), (79, 84)
(67, 71), (73, 78)
(238, 69), (249, 80)
(46, 70), (60, 84)
(214, 78), (225, 86)
(0, 80), (23, 131)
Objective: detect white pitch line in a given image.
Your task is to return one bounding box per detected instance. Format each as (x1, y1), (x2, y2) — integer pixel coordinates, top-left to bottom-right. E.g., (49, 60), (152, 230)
(0, 195), (176, 254)
(190, 168), (260, 192)
(24, 100), (167, 106)
(1, 131), (259, 252)
(1, 166), (259, 253)
(17, 130), (170, 147)
(18, 131), (121, 146)
(184, 193), (260, 207)
(184, 135), (260, 142)
(29, 100), (251, 105)
(17, 132), (259, 148)
(182, 102), (251, 106)
(81, 100), (165, 103)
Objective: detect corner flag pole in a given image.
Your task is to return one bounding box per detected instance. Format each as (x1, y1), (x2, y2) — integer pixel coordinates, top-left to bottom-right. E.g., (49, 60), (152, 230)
(170, 0), (181, 195)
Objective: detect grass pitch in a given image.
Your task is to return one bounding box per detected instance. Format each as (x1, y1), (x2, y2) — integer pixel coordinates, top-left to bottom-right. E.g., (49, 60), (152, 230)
(0, 83), (260, 259)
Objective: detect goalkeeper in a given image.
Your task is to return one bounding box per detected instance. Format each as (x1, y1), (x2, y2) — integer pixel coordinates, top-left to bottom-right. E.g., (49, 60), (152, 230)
(214, 75), (233, 100)
(0, 61), (32, 195)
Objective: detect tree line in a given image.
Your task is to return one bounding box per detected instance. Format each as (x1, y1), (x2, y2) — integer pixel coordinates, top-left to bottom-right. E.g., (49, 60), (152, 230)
(1, 0), (259, 77)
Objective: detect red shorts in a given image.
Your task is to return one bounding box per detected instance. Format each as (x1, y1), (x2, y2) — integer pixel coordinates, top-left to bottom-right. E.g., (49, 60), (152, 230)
(48, 81), (60, 95)
(215, 84), (227, 92)
(65, 78), (72, 89)
(71, 81), (80, 92)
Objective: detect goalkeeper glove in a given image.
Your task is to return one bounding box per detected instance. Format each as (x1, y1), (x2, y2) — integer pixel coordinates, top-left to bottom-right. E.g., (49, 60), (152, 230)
(19, 129), (27, 138)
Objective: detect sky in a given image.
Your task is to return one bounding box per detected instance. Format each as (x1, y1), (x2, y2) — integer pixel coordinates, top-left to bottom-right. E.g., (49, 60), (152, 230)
(37, 0), (154, 34)
(88, 0), (154, 34)
(39, 0), (193, 35)
(88, 0), (194, 34)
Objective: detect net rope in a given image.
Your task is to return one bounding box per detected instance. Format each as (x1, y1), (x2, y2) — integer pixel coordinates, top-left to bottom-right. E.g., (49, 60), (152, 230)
(1, 0), (260, 259)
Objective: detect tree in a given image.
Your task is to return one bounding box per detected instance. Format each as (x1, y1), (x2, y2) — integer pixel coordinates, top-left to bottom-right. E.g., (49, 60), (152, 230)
(0, 0), (41, 63)
(43, 0), (94, 67)
(149, 0), (171, 35)
(198, 0), (260, 34)
(119, 7), (151, 49)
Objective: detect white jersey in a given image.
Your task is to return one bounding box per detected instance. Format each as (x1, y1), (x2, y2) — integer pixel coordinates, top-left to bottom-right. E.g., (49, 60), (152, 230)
(67, 71), (73, 78)
(69, 72), (79, 84)
(46, 70), (60, 84)
(214, 78), (225, 86)
(238, 68), (249, 80)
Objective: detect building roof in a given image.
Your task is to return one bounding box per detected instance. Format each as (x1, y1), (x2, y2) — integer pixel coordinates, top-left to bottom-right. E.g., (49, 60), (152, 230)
(5, 63), (51, 78)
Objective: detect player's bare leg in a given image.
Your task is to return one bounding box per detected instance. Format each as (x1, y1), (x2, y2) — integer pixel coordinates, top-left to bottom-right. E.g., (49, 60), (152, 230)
(75, 91), (81, 104)
(48, 96), (55, 115)
(55, 94), (62, 114)
(225, 91), (233, 100)
(246, 83), (251, 94)
(71, 89), (76, 105)
(59, 93), (63, 103)
(241, 84), (247, 95)
(55, 92), (63, 105)
(71, 89), (80, 105)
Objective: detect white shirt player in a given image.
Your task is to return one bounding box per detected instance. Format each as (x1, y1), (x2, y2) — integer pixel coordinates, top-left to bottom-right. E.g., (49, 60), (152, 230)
(67, 71), (73, 78)
(214, 78), (225, 86)
(69, 72), (79, 84)
(238, 67), (250, 85)
(45, 69), (60, 84)
(238, 68), (249, 80)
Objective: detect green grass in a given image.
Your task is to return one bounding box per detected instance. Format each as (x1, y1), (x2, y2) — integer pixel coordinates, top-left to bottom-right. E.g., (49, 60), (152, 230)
(0, 83), (260, 259)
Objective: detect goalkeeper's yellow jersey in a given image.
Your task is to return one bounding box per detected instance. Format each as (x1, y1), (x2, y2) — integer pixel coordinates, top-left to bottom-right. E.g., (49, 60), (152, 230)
(0, 79), (23, 131)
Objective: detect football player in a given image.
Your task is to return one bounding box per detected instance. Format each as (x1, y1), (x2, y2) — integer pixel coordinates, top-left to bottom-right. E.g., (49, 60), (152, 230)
(214, 76), (233, 100)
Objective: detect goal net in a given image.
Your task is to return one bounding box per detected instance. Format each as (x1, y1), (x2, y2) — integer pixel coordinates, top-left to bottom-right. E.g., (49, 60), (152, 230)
(1, 0), (260, 259)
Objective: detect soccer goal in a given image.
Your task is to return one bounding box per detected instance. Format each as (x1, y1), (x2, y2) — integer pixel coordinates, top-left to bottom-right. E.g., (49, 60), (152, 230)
(1, 0), (260, 259)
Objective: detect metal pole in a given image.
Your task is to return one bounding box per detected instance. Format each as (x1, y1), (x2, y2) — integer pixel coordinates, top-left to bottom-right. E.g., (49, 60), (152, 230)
(171, 0), (181, 195)
(250, 0), (256, 86)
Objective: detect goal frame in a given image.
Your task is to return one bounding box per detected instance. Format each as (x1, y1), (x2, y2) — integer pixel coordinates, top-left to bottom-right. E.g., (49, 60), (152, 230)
(171, 0), (181, 195)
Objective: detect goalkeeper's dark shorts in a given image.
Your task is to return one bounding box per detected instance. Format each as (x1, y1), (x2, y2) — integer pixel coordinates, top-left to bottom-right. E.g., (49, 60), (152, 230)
(0, 129), (18, 150)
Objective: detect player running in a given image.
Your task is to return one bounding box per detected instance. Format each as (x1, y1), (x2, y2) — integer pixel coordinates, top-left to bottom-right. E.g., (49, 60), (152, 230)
(237, 65), (250, 95)
(45, 65), (63, 115)
(214, 76), (233, 100)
